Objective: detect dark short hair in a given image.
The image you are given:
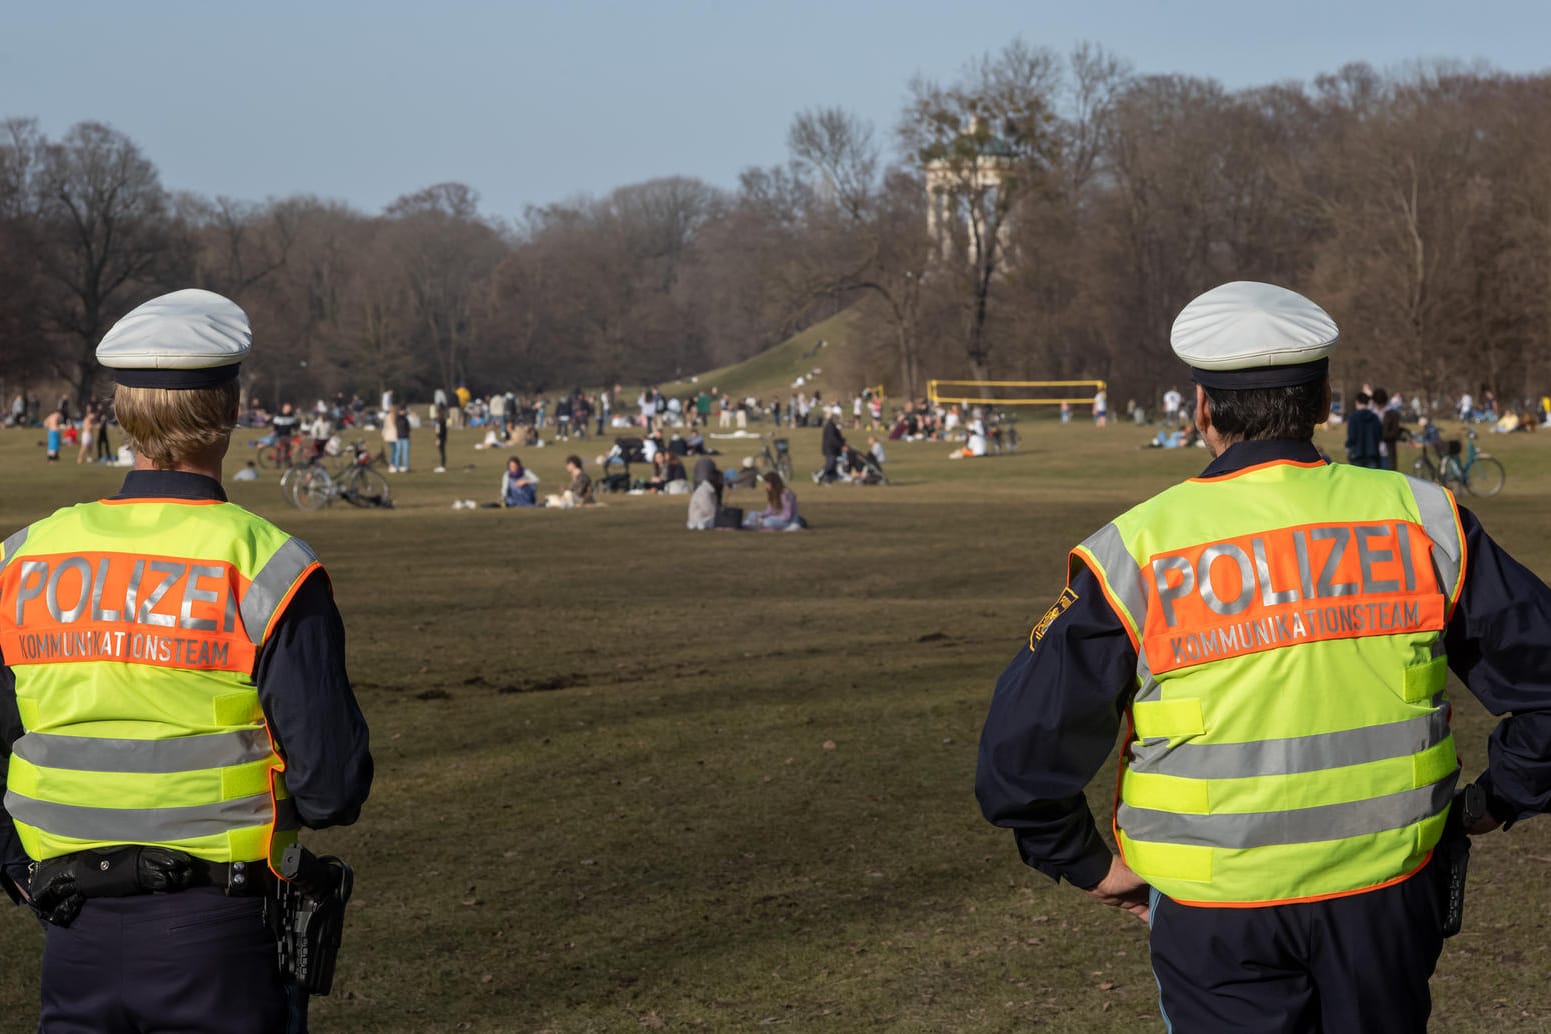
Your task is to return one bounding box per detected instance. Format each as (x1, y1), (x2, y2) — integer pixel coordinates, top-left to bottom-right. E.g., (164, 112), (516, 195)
(1202, 381), (1327, 442)
(565, 454), (583, 467)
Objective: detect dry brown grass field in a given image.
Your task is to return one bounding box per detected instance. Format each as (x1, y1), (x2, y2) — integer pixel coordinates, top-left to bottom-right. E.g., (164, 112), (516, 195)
(2, 416), (1550, 1032)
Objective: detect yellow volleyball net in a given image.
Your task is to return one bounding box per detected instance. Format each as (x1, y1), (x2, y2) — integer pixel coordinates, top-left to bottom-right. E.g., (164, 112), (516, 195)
(926, 379), (1107, 407)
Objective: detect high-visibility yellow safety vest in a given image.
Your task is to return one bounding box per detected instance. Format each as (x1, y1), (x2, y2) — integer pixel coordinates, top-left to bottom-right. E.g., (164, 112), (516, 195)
(1073, 458), (1467, 906)
(0, 496), (321, 874)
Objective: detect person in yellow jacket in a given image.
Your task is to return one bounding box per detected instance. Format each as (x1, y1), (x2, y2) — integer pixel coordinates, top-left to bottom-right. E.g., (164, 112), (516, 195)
(0, 289), (372, 1033)
(977, 281), (1551, 1033)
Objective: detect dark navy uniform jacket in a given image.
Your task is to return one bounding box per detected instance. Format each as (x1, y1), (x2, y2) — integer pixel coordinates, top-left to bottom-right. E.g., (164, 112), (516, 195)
(976, 439), (1551, 890)
(0, 470), (374, 896)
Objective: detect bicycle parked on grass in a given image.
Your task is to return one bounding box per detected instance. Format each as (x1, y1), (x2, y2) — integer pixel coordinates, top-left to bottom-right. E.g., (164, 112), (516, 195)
(755, 434), (794, 482)
(279, 437), (385, 495)
(281, 440), (393, 510)
(326, 438), (387, 478)
(1411, 427), (1505, 497)
(253, 433), (305, 470)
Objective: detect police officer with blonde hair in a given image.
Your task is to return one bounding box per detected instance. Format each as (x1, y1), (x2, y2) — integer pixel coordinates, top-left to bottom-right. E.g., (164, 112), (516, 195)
(0, 289), (372, 1032)
(977, 282), (1551, 1032)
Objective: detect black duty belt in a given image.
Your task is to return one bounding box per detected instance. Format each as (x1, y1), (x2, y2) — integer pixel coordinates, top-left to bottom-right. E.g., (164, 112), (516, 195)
(187, 857), (276, 896)
(33, 847), (275, 901)
(29, 847), (276, 928)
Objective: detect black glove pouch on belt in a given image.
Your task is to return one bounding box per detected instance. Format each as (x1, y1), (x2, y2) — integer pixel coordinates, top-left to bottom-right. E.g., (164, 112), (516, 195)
(30, 846), (194, 928)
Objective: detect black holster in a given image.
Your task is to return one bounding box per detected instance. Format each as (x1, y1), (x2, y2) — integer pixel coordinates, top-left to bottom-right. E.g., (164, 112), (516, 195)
(1439, 784), (1483, 938)
(273, 845), (353, 997)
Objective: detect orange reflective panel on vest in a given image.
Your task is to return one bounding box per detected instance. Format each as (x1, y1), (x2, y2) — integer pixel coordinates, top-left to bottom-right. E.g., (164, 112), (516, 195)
(1143, 519), (1446, 675)
(0, 550), (256, 673)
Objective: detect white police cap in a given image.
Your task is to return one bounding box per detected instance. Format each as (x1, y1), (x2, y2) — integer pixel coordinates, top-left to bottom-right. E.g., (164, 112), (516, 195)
(97, 289), (251, 388)
(1171, 281), (1338, 389)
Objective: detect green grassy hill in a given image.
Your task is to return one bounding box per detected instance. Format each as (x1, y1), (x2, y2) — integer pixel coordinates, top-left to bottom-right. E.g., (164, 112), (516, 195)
(660, 307), (873, 402)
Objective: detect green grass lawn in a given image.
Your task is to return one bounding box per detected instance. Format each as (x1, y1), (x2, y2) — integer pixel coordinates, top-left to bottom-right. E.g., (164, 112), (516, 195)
(658, 308), (868, 403)
(2, 417), (1551, 1032)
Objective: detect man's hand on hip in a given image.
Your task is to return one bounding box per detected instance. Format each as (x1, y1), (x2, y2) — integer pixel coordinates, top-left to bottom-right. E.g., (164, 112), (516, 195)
(1465, 813), (1502, 836)
(1084, 855), (1151, 922)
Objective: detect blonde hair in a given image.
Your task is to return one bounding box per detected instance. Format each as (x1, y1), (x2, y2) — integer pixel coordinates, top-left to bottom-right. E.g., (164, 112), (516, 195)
(112, 382), (240, 468)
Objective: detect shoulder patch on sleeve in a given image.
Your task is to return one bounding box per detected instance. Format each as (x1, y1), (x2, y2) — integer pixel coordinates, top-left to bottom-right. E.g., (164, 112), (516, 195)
(1029, 586), (1079, 650)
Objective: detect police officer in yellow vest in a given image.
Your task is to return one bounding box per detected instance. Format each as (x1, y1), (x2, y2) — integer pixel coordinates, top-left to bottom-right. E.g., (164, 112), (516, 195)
(977, 282), (1551, 1032)
(0, 289), (372, 1033)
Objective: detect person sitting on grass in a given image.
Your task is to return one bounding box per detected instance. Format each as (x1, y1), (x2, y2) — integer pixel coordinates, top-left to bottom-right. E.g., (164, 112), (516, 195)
(567, 454), (596, 505)
(1146, 420), (1201, 449)
(745, 471), (800, 531)
(647, 451), (688, 494)
(950, 425), (988, 458)
(546, 454), (596, 508)
(724, 456), (760, 491)
(645, 451), (669, 491)
(686, 458), (723, 530)
(642, 428), (666, 462)
(501, 455), (538, 507)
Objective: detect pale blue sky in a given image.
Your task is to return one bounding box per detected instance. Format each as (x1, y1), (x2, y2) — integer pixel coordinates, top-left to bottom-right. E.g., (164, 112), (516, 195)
(3, 1), (1547, 219)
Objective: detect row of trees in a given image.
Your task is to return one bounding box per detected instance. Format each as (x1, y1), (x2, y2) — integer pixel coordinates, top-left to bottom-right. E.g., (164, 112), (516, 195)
(4, 46), (1551, 412)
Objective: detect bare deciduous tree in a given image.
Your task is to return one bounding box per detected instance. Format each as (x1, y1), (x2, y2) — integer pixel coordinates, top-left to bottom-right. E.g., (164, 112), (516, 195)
(0, 120), (48, 396)
(5, 60), (1551, 414)
(180, 195), (295, 301)
(383, 182), (505, 396)
(30, 122), (174, 406)
(788, 107), (878, 221)
(901, 39), (1064, 382)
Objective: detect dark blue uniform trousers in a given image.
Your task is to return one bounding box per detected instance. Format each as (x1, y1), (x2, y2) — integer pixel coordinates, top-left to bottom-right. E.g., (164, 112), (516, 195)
(1149, 858), (1445, 1034)
(39, 887), (286, 1034)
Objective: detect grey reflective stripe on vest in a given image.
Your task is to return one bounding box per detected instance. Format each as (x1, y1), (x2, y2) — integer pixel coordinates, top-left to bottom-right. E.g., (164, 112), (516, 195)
(12, 729), (273, 774)
(1079, 522), (1147, 633)
(1079, 523), (1159, 701)
(1117, 775), (1456, 850)
(1129, 709), (1450, 780)
(1407, 478), (1463, 599)
(1134, 649), (1161, 705)
(4, 789), (273, 844)
(239, 537), (319, 644)
(0, 526), (27, 568)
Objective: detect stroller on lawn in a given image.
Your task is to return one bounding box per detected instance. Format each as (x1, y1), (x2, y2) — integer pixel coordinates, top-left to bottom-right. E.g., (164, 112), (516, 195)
(835, 445), (890, 485)
(599, 436), (649, 492)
